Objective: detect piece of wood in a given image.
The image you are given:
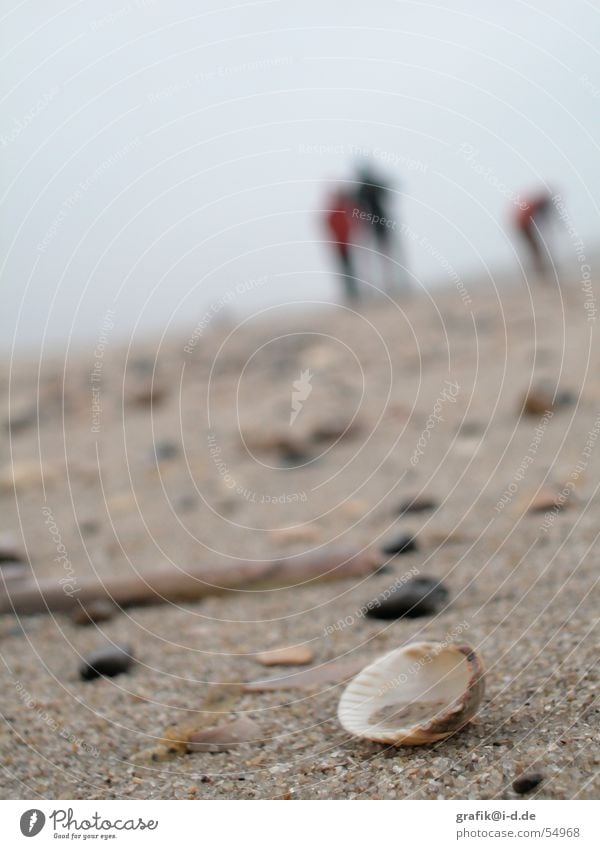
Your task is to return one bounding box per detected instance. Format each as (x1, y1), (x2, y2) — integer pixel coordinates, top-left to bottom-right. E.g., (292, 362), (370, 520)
(0, 547), (380, 615)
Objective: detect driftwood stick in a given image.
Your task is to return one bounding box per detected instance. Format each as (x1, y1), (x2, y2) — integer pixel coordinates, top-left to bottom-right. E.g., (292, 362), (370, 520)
(0, 547), (380, 615)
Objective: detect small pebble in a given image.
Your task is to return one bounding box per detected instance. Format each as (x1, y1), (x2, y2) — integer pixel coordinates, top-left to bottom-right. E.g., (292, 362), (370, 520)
(395, 496), (437, 516)
(0, 532), (24, 563)
(269, 526), (320, 546)
(512, 772), (544, 794)
(458, 421), (484, 436)
(309, 419), (361, 444)
(366, 576), (449, 620)
(79, 644), (134, 680)
(278, 440), (312, 465)
(70, 600), (117, 626)
(524, 488), (571, 514)
(522, 385), (573, 416)
(522, 388), (553, 416)
(128, 383), (167, 408)
(381, 533), (418, 556)
(78, 518), (100, 535)
(176, 494), (197, 513)
(4, 406), (37, 433)
(255, 646), (314, 666)
(153, 440), (179, 461)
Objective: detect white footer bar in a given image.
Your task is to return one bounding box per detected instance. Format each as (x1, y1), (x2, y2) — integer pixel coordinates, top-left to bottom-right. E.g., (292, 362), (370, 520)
(0, 799), (597, 847)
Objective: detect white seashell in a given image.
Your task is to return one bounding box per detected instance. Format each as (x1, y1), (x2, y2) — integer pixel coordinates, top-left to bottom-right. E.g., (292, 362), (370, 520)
(338, 641), (485, 745)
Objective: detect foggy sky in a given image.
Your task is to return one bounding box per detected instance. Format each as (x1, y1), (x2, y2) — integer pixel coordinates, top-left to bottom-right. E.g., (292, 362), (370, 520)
(2, 0), (600, 351)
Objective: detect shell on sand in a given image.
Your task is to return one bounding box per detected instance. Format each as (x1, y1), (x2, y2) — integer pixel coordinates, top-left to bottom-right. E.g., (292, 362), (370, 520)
(338, 641), (485, 746)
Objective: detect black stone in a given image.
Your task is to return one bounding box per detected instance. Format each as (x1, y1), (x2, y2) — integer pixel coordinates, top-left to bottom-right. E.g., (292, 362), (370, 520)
(395, 497), (437, 516)
(153, 440), (179, 460)
(556, 390), (575, 408)
(79, 644), (134, 680)
(4, 408), (37, 433)
(78, 518), (100, 535)
(366, 576), (449, 620)
(278, 444), (312, 466)
(512, 772), (544, 795)
(176, 494), (197, 513)
(381, 533), (418, 556)
(0, 534), (24, 564)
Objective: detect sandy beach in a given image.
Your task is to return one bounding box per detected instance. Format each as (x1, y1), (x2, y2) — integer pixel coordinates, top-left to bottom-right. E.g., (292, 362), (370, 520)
(1, 276), (599, 800)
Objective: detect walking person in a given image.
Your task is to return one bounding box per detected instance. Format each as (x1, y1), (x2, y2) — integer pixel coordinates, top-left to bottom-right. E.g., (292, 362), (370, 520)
(323, 187), (360, 302)
(514, 191), (555, 274)
(355, 165), (407, 295)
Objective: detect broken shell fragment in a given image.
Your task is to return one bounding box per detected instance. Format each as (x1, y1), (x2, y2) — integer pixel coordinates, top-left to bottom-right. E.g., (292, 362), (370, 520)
(338, 641), (484, 746)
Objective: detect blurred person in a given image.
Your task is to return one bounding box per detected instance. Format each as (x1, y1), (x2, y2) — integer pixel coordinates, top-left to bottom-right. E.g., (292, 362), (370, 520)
(354, 164), (407, 295)
(514, 191), (555, 274)
(323, 187), (360, 302)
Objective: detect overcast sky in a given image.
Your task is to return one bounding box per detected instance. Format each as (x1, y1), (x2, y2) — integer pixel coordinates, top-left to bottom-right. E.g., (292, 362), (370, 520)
(2, 0), (600, 351)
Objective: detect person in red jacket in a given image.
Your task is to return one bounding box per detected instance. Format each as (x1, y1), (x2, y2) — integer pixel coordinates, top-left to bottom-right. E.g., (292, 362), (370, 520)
(324, 189), (359, 301)
(514, 192), (554, 273)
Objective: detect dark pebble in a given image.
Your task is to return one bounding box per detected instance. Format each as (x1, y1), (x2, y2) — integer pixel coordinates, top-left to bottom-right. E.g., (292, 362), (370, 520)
(128, 384), (167, 408)
(381, 533), (418, 556)
(275, 437), (312, 466)
(130, 357), (155, 376)
(0, 533), (24, 564)
(522, 388), (554, 416)
(4, 408), (37, 433)
(79, 644), (134, 680)
(310, 420), (361, 444)
(366, 575), (449, 620)
(280, 448), (312, 466)
(71, 600), (117, 626)
(78, 518), (100, 535)
(458, 421), (484, 437)
(522, 385), (574, 417)
(556, 390), (576, 407)
(512, 772), (544, 794)
(395, 497), (437, 516)
(176, 494), (197, 513)
(153, 440), (179, 461)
